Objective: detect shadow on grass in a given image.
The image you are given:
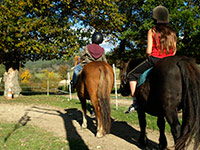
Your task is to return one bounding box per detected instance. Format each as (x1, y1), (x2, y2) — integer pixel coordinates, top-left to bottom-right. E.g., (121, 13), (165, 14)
(110, 119), (160, 150)
(27, 106), (89, 150)
(4, 112), (31, 142)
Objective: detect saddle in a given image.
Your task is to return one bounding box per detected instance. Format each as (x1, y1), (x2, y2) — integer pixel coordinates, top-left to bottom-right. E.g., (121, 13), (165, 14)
(137, 67), (152, 87)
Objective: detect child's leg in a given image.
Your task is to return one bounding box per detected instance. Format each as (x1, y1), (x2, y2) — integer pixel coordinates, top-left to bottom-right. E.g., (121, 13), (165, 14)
(71, 64), (82, 86)
(130, 81), (137, 97)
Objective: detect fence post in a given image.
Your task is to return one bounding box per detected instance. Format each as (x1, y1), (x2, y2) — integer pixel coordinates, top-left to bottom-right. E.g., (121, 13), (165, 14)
(68, 72), (72, 100)
(47, 79), (49, 96)
(112, 64), (118, 110)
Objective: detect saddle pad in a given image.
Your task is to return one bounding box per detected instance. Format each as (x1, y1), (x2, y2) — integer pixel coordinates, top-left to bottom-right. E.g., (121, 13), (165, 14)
(137, 67), (152, 87)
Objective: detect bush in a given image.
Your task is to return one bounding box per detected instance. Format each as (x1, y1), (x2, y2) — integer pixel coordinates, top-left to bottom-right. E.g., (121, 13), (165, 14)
(58, 85), (69, 92)
(0, 64), (6, 77)
(58, 65), (69, 80)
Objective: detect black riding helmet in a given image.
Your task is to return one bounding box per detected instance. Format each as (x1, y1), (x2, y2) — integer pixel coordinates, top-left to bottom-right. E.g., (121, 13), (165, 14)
(92, 32), (103, 44)
(152, 6), (169, 23)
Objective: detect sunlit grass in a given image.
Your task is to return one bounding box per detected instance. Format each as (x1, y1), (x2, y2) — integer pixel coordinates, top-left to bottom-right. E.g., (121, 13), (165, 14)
(0, 123), (69, 150)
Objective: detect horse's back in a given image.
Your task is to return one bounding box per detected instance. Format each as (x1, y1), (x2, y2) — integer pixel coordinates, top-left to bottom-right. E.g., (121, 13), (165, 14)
(137, 56), (185, 114)
(82, 61), (114, 85)
(83, 61), (113, 76)
(153, 56), (183, 107)
(77, 61), (114, 99)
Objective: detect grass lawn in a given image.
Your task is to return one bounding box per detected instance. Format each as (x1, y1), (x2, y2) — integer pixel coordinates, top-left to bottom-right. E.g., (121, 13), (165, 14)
(0, 95), (171, 149)
(0, 123), (69, 150)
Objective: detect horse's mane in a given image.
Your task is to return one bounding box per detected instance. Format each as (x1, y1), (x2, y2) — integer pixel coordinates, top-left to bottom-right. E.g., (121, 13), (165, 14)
(128, 58), (144, 70)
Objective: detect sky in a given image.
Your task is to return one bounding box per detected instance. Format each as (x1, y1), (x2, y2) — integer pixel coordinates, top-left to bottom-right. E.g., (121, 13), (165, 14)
(100, 41), (117, 53)
(73, 22), (118, 53)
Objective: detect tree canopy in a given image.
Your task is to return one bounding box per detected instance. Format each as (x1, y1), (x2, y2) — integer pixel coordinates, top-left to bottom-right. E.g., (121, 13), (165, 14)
(0, 0), (199, 70)
(107, 0), (200, 65)
(0, 0), (124, 70)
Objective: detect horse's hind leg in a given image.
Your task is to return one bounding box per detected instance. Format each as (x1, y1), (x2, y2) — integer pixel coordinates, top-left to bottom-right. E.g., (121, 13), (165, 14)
(165, 109), (181, 145)
(91, 97), (104, 138)
(137, 109), (147, 147)
(157, 116), (167, 149)
(80, 97), (87, 128)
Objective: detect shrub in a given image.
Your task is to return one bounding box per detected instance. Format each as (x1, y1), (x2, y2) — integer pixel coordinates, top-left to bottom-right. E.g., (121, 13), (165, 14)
(58, 65), (69, 80)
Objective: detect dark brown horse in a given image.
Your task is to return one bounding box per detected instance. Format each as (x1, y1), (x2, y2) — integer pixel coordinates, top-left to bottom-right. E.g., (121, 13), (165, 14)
(120, 56), (200, 150)
(76, 61), (114, 137)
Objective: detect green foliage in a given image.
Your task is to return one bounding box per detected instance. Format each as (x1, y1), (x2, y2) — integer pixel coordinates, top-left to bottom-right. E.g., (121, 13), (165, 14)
(1, 0), (199, 70)
(58, 85), (69, 92)
(0, 0), (125, 70)
(108, 0), (200, 64)
(0, 64), (6, 77)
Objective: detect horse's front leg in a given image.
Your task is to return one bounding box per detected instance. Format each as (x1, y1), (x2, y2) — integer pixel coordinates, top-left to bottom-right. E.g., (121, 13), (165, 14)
(157, 116), (167, 150)
(137, 109), (147, 147)
(80, 97), (87, 128)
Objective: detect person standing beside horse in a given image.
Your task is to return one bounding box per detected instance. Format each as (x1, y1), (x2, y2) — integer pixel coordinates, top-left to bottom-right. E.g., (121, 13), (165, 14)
(125, 5), (177, 113)
(71, 32), (107, 88)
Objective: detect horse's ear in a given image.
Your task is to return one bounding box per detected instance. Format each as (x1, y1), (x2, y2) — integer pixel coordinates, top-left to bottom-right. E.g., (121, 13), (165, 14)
(121, 58), (130, 63)
(120, 59), (129, 67)
(120, 61), (126, 70)
(120, 61), (124, 67)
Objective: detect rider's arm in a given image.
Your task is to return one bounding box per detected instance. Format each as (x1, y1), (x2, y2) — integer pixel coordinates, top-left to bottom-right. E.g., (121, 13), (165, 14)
(146, 28), (153, 58)
(173, 41), (177, 55)
(172, 33), (177, 55)
(102, 53), (107, 63)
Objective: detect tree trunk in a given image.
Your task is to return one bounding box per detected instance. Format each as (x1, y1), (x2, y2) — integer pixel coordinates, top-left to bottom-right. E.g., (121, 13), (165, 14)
(3, 67), (21, 98)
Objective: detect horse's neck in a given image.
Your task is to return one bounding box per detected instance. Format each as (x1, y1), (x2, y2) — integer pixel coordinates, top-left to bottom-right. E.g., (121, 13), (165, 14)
(128, 59), (144, 72)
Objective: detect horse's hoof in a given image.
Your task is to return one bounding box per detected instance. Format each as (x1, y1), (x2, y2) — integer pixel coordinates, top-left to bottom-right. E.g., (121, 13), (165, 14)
(158, 144), (167, 150)
(82, 123), (87, 129)
(96, 132), (104, 138)
(138, 137), (147, 147)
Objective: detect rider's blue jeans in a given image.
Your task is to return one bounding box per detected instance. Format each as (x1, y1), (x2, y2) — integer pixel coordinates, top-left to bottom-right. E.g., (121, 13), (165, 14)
(71, 64), (83, 86)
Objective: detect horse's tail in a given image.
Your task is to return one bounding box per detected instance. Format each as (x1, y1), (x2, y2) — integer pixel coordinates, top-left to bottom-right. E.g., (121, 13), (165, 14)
(97, 65), (113, 134)
(176, 57), (200, 150)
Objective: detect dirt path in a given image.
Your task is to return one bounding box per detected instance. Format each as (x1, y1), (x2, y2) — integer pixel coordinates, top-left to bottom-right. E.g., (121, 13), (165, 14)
(1, 101), (190, 150)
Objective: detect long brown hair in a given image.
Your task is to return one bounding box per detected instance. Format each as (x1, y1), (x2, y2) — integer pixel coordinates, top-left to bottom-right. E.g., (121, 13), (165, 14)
(154, 24), (177, 54)
(74, 55), (81, 66)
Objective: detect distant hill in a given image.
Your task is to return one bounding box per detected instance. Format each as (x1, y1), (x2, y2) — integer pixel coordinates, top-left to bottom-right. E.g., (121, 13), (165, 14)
(24, 58), (74, 73)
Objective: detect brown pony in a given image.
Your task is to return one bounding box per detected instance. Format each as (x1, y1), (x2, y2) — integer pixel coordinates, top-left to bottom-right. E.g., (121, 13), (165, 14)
(76, 61), (114, 137)
(120, 56), (200, 150)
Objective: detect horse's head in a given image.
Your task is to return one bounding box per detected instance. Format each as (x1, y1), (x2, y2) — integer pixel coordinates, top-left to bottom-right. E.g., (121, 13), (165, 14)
(119, 61), (131, 96)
